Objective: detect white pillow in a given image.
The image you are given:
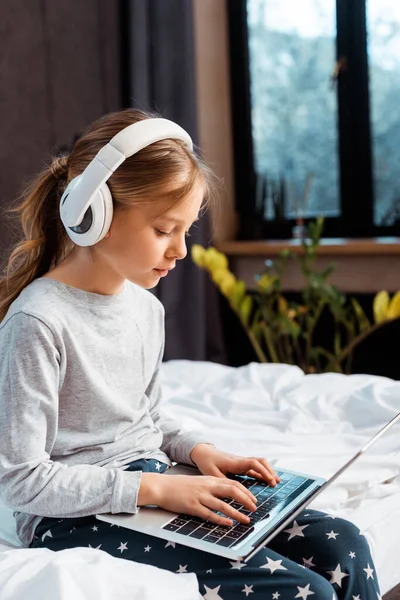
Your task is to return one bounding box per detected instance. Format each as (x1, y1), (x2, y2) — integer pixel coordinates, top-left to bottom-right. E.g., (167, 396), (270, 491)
(0, 501), (23, 548)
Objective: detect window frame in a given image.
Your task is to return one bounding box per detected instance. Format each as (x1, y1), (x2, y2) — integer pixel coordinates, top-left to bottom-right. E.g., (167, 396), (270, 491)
(227, 0), (400, 239)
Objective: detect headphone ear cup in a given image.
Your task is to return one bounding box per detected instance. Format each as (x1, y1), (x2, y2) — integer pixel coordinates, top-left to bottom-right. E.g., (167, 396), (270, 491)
(61, 182), (113, 247)
(97, 183), (114, 242)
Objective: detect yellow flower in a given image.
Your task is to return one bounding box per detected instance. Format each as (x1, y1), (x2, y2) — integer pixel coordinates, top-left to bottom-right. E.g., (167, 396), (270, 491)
(203, 247), (229, 272)
(191, 244), (207, 267)
(277, 296), (288, 315)
(219, 272), (237, 297)
(211, 268), (229, 286)
(387, 291), (400, 320)
(373, 290), (400, 323)
(373, 291), (389, 323)
(256, 273), (274, 291)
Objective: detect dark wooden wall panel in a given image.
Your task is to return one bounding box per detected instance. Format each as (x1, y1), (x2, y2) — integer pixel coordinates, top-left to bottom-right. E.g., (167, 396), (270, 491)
(0, 1), (51, 256)
(99, 0), (122, 114)
(0, 0), (122, 270)
(43, 0), (105, 147)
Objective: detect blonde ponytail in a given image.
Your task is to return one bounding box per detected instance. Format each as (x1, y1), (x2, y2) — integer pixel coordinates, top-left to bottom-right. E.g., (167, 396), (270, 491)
(0, 156), (73, 321)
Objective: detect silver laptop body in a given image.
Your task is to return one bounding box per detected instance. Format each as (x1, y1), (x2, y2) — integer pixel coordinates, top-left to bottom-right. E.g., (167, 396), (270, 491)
(97, 412), (400, 562)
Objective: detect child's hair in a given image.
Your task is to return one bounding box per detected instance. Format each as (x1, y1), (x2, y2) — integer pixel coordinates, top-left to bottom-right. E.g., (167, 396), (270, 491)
(0, 108), (217, 321)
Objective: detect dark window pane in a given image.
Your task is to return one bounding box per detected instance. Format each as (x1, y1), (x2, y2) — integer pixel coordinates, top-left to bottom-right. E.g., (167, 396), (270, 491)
(247, 0), (339, 221)
(367, 1), (400, 226)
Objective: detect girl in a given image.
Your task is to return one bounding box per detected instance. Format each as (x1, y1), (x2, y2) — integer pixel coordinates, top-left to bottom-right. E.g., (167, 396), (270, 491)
(0, 109), (380, 600)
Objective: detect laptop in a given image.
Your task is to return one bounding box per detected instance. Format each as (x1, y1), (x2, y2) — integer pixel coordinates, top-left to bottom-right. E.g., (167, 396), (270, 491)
(97, 412), (400, 562)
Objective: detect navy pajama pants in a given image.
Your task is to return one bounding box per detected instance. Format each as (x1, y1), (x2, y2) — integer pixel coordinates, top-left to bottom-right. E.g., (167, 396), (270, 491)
(31, 459), (381, 600)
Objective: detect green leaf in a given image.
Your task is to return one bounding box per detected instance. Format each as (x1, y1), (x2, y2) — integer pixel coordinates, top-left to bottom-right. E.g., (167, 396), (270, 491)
(349, 298), (370, 333)
(240, 295), (253, 325)
(250, 309), (262, 340)
(320, 263), (335, 280)
(230, 280), (246, 310)
(278, 316), (301, 339)
(334, 330), (341, 356)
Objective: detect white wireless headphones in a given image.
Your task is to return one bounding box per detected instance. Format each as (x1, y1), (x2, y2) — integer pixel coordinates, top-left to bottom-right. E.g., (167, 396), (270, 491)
(59, 118), (193, 247)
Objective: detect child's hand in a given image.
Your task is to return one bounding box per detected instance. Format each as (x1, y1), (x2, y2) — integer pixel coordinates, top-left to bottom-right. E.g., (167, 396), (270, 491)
(190, 443), (280, 486)
(148, 473), (258, 526)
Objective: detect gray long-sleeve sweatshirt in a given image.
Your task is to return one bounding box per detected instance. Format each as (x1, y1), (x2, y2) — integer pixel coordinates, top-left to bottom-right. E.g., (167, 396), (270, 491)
(0, 278), (207, 546)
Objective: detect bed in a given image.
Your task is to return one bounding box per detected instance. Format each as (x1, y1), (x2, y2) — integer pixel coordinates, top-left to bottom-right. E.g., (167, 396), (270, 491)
(0, 360), (399, 600)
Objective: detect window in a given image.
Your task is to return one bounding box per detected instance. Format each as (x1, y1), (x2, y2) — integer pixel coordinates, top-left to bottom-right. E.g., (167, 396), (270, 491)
(227, 0), (400, 239)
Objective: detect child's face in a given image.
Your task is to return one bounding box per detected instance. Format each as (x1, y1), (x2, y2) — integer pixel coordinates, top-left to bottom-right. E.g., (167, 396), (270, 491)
(101, 180), (204, 289)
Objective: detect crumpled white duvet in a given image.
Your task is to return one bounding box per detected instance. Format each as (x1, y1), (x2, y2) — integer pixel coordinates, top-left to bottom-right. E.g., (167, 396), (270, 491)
(0, 543), (199, 600)
(1, 360), (399, 599)
(160, 360), (400, 595)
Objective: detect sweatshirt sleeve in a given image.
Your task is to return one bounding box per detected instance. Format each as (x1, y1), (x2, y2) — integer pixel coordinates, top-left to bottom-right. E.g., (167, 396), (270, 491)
(0, 312), (141, 518)
(147, 319), (214, 465)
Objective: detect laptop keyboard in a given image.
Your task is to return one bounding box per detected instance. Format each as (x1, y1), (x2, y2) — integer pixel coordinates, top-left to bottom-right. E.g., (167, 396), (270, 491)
(162, 470), (313, 548)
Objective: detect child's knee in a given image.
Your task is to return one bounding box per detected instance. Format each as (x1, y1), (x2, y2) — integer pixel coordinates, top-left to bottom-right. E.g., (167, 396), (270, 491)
(294, 568), (337, 600)
(324, 516), (374, 567)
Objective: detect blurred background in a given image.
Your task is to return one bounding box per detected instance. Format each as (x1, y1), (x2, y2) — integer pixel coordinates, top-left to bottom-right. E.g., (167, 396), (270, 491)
(1, 0), (400, 377)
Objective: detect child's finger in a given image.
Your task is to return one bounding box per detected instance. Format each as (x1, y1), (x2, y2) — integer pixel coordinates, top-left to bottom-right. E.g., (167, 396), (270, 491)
(246, 468), (277, 486)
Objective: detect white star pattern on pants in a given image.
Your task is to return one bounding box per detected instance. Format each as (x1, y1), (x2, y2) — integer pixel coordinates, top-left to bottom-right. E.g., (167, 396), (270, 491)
(41, 529), (53, 542)
(144, 545), (151, 552)
(272, 592), (280, 599)
(88, 543), (102, 550)
(260, 557), (288, 574)
(295, 583), (315, 599)
(155, 461), (162, 471)
(302, 556), (316, 568)
(283, 520), (310, 540)
(117, 542), (128, 553)
(363, 564), (374, 579)
(92, 525), (98, 532)
(349, 551), (356, 559)
(203, 584), (224, 599)
(242, 584), (254, 596)
(326, 563), (349, 587)
(229, 560), (246, 570)
(326, 530), (339, 540)
(165, 541), (176, 548)
(352, 595), (361, 600)
(176, 564), (188, 573)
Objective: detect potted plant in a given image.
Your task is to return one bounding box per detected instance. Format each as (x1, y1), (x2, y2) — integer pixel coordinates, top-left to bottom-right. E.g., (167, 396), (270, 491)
(192, 218), (400, 374)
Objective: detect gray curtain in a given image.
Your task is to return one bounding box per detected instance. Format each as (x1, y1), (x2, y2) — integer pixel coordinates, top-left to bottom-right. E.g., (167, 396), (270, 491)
(123, 0), (226, 362)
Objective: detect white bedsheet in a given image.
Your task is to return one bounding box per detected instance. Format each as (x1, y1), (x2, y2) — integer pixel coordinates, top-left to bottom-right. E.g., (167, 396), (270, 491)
(0, 542), (199, 600)
(160, 361), (400, 595)
(0, 360), (399, 599)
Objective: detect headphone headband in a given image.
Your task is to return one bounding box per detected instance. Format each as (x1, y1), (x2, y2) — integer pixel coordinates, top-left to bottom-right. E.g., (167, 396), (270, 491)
(60, 118), (193, 228)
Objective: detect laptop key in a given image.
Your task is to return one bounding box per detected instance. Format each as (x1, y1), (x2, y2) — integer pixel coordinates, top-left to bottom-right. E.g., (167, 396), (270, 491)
(214, 527), (231, 536)
(224, 529), (246, 539)
(163, 523), (179, 531)
(240, 479), (254, 489)
(189, 527), (210, 539)
(216, 536), (237, 547)
(201, 522), (216, 531)
(253, 505), (270, 517)
(170, 518), (189, 527)
(176, 522), (202, 535)
(233, 523), (253, 533)
(203, 534), (221, 544)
